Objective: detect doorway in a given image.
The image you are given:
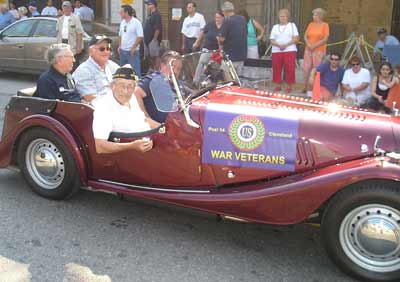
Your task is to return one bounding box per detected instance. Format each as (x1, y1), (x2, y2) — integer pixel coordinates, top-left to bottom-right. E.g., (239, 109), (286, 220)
(392, 0), (400, 40)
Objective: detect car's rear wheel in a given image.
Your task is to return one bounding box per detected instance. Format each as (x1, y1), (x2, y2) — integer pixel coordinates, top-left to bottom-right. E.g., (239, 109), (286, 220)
(17, 128), (80, 200)
(321, 181), (400, 282)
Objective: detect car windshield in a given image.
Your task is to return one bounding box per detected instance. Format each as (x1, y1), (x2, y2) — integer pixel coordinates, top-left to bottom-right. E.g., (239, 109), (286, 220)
(82, 22), (118, 37)
(177, 50), (239, 98)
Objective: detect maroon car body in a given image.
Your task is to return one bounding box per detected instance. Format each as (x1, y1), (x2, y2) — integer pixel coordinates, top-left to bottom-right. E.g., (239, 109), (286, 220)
(0, 52), (399, 281)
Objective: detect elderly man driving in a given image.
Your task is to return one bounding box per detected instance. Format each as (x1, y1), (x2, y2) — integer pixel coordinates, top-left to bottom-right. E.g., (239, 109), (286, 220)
(93, 66), (156, 154)
(135, 50), (183, 125)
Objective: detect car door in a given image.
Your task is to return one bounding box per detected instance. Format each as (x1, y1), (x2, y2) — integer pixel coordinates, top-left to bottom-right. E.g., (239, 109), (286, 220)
(90, 116), (203, 188)
(0, 20), (36, 70)
(24, 19), (58, 72)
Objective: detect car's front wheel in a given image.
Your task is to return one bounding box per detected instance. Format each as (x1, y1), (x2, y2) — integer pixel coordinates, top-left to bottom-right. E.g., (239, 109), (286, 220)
(17, 128), (80, 200)
(321, 181), (400, 282)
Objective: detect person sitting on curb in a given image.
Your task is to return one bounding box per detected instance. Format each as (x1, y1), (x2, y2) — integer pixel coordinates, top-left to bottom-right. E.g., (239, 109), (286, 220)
(36, 43), (81, 102)
(309, 52), (345, 102)
(73, 34), (119, 104)
(92, 66), (157, 154)
(341, 56), (371, 107)
(365, 62), (398, 113)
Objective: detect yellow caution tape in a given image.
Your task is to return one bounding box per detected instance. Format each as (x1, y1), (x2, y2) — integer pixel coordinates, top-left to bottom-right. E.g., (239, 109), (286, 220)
(297, 36), (382, 54)
(298, 38), (350, 47)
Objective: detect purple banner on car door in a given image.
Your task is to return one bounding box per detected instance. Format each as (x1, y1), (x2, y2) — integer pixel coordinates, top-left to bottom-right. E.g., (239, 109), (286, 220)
(202, 104), (299, 171)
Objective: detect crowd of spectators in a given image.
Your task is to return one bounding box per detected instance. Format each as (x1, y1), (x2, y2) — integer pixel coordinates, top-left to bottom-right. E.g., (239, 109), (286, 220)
(0, 0), (94, 22)
(2, 0), (400, 115)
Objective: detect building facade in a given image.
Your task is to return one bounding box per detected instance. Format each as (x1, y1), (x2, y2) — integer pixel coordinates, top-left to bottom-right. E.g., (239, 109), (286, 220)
(1, 0), (398, 56)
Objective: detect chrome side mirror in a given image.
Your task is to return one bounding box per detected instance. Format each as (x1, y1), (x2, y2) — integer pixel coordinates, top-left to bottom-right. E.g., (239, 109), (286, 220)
(373, 135), (386, 156)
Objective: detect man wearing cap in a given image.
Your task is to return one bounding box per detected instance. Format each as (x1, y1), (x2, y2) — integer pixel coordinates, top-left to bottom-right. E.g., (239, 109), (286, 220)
(135, 51), (183, 124)
(217, 1), (247, 76)
(73, 34), (120, 103)
(92, 66), (154, 154)
(374, 28), (399, 62)
(36, 43), (81, 102)
(144, 0), (162, 69)
(181, 2), (205, 54)
(28, 1), (40, 17)
(41, 0), (58, 16)
(0, 4), (16, 30)
(56, 1), (84, 71)
(119, 4), (143, 77)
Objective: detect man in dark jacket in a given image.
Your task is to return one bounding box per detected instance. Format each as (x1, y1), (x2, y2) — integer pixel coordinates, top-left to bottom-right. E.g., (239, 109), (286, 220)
(36, 43), (81, 102)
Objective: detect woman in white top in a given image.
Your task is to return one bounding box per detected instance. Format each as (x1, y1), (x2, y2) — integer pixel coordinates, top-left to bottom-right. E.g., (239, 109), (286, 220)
(269, 9), (299, 93)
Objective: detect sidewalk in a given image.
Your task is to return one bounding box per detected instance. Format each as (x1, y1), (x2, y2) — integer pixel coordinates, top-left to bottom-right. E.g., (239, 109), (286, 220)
(241, 64), (307, 97)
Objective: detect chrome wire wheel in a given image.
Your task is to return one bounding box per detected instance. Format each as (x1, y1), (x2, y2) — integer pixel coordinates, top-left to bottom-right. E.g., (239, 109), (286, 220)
(25, 138), (65, 190)
(340, 204), (400, 273)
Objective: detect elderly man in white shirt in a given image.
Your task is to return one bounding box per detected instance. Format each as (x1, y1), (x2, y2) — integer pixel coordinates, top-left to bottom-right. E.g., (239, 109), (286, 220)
(73, 34), (119, 103)
(92, 66), (155, 154)
(181, 1), (205, 54)
(41, 0), (58, 16)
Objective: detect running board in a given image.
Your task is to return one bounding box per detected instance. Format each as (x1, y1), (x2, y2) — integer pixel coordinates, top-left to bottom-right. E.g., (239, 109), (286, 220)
(96, 179), (211, 194)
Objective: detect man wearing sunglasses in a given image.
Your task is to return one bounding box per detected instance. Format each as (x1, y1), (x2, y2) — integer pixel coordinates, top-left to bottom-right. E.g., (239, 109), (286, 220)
(309, 52), (345, 101)
(341, 56), (371, 107)
(73, 35), (120, 104)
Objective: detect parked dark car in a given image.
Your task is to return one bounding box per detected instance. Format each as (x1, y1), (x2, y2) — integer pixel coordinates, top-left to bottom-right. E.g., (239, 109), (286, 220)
(1, 51), (400, 282)
(0, 17), (119, 74)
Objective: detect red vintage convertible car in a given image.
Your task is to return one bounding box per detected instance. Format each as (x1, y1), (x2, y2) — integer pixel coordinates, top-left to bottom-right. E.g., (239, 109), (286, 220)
(0, 51), (399, 282)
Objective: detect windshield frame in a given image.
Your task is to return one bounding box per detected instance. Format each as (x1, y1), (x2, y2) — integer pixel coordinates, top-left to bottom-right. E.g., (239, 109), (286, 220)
(177, 50), (241, 104)
(167, 50), (240, 128)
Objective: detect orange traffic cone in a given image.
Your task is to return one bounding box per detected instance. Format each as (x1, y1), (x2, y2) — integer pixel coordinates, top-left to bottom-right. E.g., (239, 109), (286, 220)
(312, 72), (321, 101)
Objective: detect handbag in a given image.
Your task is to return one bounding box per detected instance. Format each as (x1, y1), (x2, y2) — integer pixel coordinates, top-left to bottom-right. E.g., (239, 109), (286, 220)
(251, 19), (267, 57)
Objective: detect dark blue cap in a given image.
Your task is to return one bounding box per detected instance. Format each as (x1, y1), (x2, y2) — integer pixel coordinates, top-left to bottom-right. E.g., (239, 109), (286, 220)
(144, 0), (157, 5)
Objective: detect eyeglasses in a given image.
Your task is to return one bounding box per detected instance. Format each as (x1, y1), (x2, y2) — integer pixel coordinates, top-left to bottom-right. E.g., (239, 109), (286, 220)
(351, 63), (360, 66)
(330, 58), (340, 61)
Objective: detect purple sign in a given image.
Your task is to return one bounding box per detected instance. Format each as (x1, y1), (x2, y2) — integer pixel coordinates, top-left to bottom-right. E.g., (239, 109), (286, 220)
(202, 105), (299, 171)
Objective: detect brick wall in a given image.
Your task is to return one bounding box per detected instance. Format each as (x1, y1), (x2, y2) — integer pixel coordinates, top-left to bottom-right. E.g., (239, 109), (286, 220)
(158, 0), (169, 42)
(301, 0), (394, 47)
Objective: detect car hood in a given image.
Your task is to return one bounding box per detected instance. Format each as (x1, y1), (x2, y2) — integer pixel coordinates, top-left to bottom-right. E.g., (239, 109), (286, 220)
(193, 86), (400, 173)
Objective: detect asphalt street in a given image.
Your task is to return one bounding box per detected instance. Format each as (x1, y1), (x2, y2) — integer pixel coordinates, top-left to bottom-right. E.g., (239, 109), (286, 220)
(0, 73), (356, 282)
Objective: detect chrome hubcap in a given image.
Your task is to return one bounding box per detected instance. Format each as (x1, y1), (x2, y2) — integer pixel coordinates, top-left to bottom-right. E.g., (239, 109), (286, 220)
(340, 204), (400, 273)
(25, 139), (65, 190)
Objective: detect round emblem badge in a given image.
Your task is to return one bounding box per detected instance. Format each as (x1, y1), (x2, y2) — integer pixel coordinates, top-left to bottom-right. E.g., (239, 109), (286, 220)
(229, 115), (266, 150)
